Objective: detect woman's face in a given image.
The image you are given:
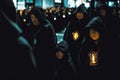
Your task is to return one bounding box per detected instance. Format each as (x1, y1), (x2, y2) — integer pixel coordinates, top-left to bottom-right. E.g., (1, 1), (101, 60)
(30, 14), (39, 26)
(56, 51), (64, 60)
(89, 29), (100, 41)
(76, 12), (84, 20)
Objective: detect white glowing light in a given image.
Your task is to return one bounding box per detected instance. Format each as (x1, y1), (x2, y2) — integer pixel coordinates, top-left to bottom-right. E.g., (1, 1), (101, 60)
(63, 15), (66, 18)
(54, 17), (57, 20)
(68, 12), (71, 15)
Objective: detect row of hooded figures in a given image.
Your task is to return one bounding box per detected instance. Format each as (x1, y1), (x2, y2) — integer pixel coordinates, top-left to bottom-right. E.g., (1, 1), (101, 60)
(0, 0), (120, 80)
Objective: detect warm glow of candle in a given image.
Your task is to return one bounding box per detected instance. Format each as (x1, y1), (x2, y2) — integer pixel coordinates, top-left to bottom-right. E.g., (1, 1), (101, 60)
(91, 54), (96, 64)
(72, 31), (79, 40)
(89, 51), (98, 66)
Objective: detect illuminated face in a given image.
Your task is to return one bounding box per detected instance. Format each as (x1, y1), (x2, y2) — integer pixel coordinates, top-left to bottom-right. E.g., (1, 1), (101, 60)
(56, 51), (64, 60)
(30, 14), (40, 26)
(89, 29), (100, 41)
(76, 12), (84, 20)
(100, 9), (106, 17)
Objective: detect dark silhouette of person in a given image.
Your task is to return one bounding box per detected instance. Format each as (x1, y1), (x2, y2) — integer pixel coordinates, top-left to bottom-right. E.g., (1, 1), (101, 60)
(79, 16), (105, 80)
(95, 3), (117, 44)
(95, 3), (120, 79)
(63, 4), (90, 71)
(28, 7), (57, 80)
(51, 40), (77, 80)
(0, 0), (38, 80)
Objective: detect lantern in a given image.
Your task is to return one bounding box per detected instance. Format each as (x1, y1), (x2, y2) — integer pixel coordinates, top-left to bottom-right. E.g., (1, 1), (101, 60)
(89, 51), (98, 66)
(72, 31), (79, 40)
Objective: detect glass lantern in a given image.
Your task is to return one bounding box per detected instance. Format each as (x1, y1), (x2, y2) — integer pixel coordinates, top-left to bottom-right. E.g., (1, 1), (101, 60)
(89, 51), (98, 66)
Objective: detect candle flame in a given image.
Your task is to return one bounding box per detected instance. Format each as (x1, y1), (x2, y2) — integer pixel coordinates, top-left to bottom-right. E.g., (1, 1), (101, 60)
(89, 51), (98, 66)
(72, 31), (79, 40)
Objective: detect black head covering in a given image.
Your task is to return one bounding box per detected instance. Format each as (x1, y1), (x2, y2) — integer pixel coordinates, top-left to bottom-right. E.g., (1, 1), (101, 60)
(56, 40), (72, 63)
(73, 4), (88, 14)
(0, 0), (16, 22)
(96, 3), (109, 17)
(82, 17), (105, 52)
(84, 16), (105, 43)
(85, 16), (105, 34)
(56, 40), (69, 53)
(72, 4), (90, 20)
(0, 12), (22, 41)
(96, 2), (108, 10)
(0, 0), (22, 39)
(29, 7), (47, 25)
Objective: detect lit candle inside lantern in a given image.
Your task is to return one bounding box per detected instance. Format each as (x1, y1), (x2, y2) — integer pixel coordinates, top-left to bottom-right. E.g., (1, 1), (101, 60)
(89, 51), (98, 66)
(91, 53), (96, 64)
(72, 31), (79, 40)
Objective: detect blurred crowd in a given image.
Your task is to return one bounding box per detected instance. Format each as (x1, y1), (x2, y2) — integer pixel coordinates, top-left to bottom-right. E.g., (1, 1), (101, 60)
(0, 0), (120, 80)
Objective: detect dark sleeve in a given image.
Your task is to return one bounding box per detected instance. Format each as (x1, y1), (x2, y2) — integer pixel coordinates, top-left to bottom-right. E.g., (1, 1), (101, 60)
(63, 21), (71, 42)
(46, 24), (57, 59)
(17, 36), (38, 79)
(66, 64), (77, 80)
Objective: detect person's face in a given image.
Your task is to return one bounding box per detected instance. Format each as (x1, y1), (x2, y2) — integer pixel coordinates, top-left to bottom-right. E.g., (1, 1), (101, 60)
(100, 9), (106, 17)
(89, 29), (100, 41)
(30, 14), (39, 26)
(56, 51), (64, 60)
(76, 12), (84, 20)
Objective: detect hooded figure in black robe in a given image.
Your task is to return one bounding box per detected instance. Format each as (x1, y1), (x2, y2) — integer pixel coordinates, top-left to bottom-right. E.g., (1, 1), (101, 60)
(79, 16), (105, 80)
(52, 40), (77, 80)
(96, 3), (120, 79)
(63, 4), (90, 70)
(28, 7), (57, 80)
(0, 0), (37, 80)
